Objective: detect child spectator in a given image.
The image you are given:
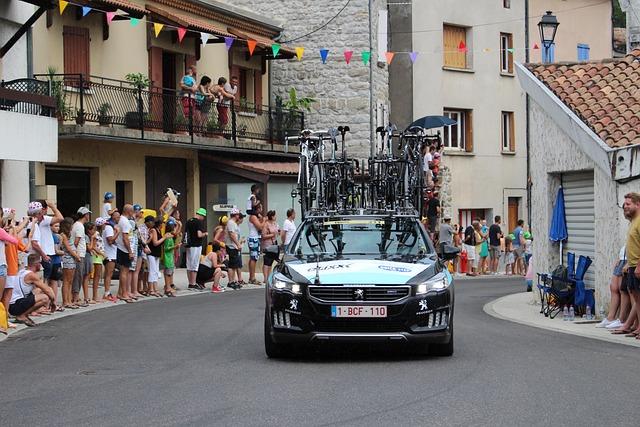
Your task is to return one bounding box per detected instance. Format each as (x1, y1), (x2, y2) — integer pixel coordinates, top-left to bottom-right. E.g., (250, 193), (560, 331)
(504, 236), (515, 276)
(102, 192), (117, 220)
(92, 218), (107, 303)
(162, 220), (178, 297)
(50, 221), (63, 309)
(102, 211), (120, 302)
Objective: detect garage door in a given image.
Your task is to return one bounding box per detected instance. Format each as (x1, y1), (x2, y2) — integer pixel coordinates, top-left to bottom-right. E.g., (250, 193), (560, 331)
(562, 172), (595, 289)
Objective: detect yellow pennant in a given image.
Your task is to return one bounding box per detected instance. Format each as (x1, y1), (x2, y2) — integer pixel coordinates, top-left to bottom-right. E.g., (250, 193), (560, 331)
(295, 47), (304, 61)
(59, 0), (68, 14)
(154, 23), (164, 38)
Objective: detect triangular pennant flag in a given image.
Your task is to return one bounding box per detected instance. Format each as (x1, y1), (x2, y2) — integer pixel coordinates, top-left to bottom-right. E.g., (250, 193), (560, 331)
(344, 50), (353, 64)
(272, 43), (281, 58)
(320, 48), (329, 64)
(130, 17), (140, 27)
(59, 0), (68, 14)
(409, 51), (418, 64)
(507, 48), (515, 54)
(82, 6), (91, 17)
(247, 40), (257, 56)
(362, 51), (371, 65)
(385, 52), (395, 64)
(177, 28), (187, 43)
(224, 37), (234, 51)
(533, 43), (540, 50)
(295, 47), (304, 61)
(457, 41), (467, 52)
(153, 23), (164, 38)
(200, 32), (210, 45)
(106, 11), (116, 24)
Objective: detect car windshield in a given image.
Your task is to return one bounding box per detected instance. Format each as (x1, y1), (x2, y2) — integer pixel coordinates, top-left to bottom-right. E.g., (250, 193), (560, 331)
(289, 217), (433, 259)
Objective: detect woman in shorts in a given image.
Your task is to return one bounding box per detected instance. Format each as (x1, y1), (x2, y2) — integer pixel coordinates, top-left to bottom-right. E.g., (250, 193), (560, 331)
(598, 246), (629, 329)
(261, 210), (280, 281)
(60, 218), (80, 309)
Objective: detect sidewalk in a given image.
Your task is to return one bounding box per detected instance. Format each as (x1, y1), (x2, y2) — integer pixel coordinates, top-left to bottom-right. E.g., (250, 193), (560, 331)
(484, 292), (640, 348)
(0, 268), (266, 343)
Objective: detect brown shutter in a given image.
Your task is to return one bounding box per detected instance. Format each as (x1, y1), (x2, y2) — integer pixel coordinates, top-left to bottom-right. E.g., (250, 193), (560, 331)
(254, 69), (262, 113)
(509, 113), (516, 152)
(508, 34), (514, 73)
(63, 26), (90, 84)
(148, 47), (163, 124)
(464, 110), (473, 152)
(443, 25), (466, 68)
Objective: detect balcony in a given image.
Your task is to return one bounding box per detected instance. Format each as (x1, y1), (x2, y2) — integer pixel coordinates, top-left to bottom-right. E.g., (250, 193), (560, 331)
(0, 78), (58, 162)
(25, 74), (304, 154)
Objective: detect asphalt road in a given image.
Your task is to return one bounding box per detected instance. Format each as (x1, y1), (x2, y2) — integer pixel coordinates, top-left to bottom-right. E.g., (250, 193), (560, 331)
(2, 277), (639, 427)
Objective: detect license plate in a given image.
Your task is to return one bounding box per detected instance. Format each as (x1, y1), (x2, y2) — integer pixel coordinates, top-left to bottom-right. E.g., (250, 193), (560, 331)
(331, 306), (387, 318)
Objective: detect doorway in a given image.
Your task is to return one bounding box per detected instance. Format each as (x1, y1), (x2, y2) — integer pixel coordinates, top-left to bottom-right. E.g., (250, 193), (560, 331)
(45, 167), (91, 217)
(162, 51), (177, 133)
(508, 197), (520, 234)
(145, 156), (187, 215)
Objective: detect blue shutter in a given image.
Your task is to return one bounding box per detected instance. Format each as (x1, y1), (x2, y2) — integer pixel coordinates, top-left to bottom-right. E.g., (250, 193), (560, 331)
(577, 43), (590, 61)
(543, 43), (555, 64)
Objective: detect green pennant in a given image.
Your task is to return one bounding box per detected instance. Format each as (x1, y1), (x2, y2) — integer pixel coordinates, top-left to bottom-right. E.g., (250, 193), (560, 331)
(362, 51), (371, 65)
(272, 43), (281, 58)
(507, 48), (515, 54)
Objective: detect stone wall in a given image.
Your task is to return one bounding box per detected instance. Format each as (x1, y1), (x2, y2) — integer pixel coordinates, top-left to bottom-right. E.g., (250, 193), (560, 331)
(223, 0), (389, 158)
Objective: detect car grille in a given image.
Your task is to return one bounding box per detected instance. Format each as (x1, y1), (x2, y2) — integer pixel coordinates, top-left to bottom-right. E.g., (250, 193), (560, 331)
(308, 286), (410, 302)
(313, 319), (407, 333)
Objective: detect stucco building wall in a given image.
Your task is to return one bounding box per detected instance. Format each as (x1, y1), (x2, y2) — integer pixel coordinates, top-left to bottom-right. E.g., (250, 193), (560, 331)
(530, 101), (629, 309)
(222, 0), (389, 158)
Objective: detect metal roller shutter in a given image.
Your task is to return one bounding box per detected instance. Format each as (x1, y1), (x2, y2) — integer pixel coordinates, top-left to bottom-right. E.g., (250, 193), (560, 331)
(562, 171), (595, 289)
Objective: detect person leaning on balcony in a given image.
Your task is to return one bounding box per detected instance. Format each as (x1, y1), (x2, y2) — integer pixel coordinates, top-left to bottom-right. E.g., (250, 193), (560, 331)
(215, 77), (236, 129)
(180, 65), (198, 120)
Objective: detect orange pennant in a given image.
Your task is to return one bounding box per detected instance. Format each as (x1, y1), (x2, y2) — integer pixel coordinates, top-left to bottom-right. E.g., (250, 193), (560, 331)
(385, 52), (395, 64)
(247, 39), (257, 56)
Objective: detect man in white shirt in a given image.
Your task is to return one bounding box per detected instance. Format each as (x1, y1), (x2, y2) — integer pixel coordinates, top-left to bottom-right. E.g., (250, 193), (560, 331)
(223, 76), (238, 107)
(71, 207), (91, 305)
(28, 200), (63, 287)
(225, 208), (245, 288)
(9, 254), (56, 327)
(281, 208), (297, 249)
(116, 204), (134, 302)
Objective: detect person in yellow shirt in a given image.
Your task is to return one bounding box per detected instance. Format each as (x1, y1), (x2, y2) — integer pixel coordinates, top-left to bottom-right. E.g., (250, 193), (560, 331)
(622, 192), (640, 338)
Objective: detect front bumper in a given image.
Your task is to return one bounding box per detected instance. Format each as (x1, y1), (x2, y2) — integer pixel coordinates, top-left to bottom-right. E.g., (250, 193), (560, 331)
(267, 286), (453, 345)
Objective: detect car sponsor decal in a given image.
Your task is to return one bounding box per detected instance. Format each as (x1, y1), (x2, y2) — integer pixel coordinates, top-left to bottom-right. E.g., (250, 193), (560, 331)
(287, 259), (429, 285)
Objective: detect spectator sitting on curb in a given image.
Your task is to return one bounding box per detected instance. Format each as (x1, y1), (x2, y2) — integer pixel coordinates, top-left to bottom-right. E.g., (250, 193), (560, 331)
(9, 254), (56, 327)
(597, 246), (630, 329)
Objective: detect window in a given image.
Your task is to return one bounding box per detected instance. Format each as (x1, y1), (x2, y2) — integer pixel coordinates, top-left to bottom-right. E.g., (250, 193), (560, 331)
(577, 43), (590, 61)
(503, 0), (511, 8)
(500, 33), (514, 73)
(542, 42), (555, 64)
(501, 111), (515, 152)
(443, 109), (473, 152)
(443, 24), (469, 69)
(63, 26), (90, 82)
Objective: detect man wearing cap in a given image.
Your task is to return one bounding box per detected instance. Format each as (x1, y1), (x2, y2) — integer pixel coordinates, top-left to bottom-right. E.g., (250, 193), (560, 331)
(29, 200), (63, 289)
(71, 206), (91, 305)
(185, 208), (208, 290)
(116, 204), (135, 302)
(102, 192), (117, 220)
(225, 208), (245, 289)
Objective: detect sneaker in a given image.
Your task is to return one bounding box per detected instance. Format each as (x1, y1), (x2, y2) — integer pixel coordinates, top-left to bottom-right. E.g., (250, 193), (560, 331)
(605, 319), (623, 329)
(188, 284), (199, 291)
(596, 318), (612, 328)
(227, 282), (238, 290)
(212, 285), (225, 293)
(196, 284), (206, 291)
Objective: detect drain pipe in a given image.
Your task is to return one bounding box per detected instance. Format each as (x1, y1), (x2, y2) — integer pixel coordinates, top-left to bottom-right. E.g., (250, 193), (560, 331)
(27, 26), (36, 200)
(368, 0), (375, 158)
(525, 0), (532, 229)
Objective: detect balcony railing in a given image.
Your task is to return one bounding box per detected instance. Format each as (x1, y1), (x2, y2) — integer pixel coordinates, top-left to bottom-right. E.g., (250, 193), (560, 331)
(30, 74), (304, 148)
(0, 78), (56, 117)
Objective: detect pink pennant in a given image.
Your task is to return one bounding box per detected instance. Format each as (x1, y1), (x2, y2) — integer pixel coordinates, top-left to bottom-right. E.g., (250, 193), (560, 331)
(106, 11), (115, 24)
(344, 50), (353, 64)
(458, 41), (467, 52)
(177, 27), (187, 43)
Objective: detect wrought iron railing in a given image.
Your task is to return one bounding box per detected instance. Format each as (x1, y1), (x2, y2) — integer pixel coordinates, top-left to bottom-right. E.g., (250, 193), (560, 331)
(31, 73), (304, 147)
(0, 78), (55, 117)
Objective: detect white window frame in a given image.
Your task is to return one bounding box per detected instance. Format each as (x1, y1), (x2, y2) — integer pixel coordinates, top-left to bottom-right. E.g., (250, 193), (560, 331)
(443, 109), (465, 151)
(501, 111), (511, 151)
(500, 33), (512, 73)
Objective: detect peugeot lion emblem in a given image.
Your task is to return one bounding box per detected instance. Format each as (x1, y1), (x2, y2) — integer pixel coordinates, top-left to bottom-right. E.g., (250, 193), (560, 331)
(354, 289), (364, 300)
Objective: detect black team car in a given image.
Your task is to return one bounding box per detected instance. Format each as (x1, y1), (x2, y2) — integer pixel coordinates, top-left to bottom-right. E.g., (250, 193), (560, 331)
(264, 213), (456, 358)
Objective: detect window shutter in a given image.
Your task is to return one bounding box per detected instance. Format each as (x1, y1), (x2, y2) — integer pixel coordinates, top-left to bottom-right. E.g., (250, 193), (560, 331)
(508, 35), (514, 73)
(63, 26), (90, 83)
(230, 65), (241, 101)
(509, 113), (515, 152)
(254, 69), (263, 113)
(443, 25), (466, 68)
(148, 47), (163, 124)
(464, 110), (473, 152)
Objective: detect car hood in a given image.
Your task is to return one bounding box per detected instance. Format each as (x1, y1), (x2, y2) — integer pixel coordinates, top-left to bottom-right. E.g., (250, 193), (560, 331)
(282, 258), (440, 285)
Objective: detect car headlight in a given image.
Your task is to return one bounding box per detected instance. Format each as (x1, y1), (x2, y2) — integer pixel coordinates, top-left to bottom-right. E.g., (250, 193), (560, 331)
(416, 275), (450, 295)
(271, 278), (302, 295)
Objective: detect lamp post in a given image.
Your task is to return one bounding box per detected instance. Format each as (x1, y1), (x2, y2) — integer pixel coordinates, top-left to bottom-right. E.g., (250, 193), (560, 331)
(538, 11), (559, 63)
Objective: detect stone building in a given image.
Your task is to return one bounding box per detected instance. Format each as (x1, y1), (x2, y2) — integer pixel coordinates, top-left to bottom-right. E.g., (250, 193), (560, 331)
(221, 0), (390, 158)
(517, 50), (640, 306)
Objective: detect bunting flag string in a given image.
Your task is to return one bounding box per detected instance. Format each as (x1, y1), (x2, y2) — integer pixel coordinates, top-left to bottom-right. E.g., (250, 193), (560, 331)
(344, 50), (353, 64)
(319, 49), (329, 64)
(153, 23), (164, 38)
(409, 52), (418, 64)
(295, 47), (304, 61)
(129, 17), (140, 27)
(59, 0), (68, 14)
(247, 39), (257, 56)
(457, 41), (467, 53)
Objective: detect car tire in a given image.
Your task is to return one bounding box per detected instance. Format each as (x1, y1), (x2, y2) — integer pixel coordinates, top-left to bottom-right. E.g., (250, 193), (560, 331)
(429, 329), (454, 357)
(264, 311), (290, 358)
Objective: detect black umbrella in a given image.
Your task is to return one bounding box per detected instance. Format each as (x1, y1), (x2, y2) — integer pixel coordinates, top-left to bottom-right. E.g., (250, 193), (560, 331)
(406, 115), (456, 131)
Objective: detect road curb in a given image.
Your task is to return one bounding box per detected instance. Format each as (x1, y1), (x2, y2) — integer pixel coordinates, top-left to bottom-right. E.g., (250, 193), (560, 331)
(484, 293), (640, 348)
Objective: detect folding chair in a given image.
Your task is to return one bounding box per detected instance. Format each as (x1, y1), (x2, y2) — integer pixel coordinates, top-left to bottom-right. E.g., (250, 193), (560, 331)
(573, 255), (593, 316)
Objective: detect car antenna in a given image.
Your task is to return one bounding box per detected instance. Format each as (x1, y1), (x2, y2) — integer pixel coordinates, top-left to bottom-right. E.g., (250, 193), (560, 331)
(314, 252), (321, 285)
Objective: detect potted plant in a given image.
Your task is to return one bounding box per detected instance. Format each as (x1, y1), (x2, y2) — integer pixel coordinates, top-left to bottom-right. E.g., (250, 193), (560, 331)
(238, 97), (257, 118)
(205, 117), (218, 137)
(124, 73), (150, 129)
(47, 66), (70, 123)
(98, 103), (112, 125)
(275, 88), (314, 141)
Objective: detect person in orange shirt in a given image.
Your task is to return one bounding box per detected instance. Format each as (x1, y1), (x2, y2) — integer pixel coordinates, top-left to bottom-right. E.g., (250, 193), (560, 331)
(1, 209), (22, 333)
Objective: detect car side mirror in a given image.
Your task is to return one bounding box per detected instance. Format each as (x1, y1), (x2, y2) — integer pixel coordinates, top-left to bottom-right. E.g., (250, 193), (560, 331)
(440, 244), (460, 261)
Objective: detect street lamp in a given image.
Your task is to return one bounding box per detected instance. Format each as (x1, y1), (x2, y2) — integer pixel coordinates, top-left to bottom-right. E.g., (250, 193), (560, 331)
(538, 11), (559, 62)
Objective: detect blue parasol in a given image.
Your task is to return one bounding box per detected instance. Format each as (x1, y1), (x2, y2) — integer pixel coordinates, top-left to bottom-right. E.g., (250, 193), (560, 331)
(549, 186), (568, 263)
